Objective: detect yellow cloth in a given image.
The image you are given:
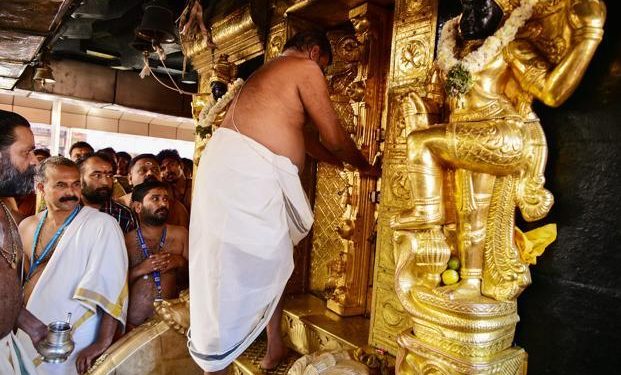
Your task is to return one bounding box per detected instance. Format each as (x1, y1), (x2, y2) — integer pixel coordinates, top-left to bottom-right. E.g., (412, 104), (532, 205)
(515, 224), (557, 265)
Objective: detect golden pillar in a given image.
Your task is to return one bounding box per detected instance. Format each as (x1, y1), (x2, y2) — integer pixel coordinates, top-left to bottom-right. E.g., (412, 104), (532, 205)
(370, 0), (439, 354)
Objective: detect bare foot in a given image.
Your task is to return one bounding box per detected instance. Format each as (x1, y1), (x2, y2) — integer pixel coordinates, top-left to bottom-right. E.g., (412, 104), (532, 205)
(260, 339), (288, 370)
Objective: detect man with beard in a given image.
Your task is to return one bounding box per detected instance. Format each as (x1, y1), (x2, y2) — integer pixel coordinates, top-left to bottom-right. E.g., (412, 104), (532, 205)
(78, 152), (136, 233)
(18, 157), (128, 374)
(157, 149), (192, 213)
(117, 154), (189, 228)
(125, 181), (188, 331)
(0, 110), (46, 375)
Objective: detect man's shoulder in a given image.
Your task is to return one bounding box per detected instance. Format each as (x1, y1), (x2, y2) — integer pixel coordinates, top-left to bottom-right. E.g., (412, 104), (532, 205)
(18, 213), (41, 231)
(263, 56), (322, 81)
(82, 206), (123, 228)
(167, 224), (188, 238)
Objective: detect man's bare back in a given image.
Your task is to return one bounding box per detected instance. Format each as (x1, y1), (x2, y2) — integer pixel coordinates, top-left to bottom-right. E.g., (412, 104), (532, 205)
(220, 53), (359, 173)
(125, 224), (188, 328)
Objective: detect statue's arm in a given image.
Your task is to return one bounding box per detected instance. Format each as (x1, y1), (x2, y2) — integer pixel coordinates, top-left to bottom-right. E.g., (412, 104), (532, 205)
(506, 0), (605, 107)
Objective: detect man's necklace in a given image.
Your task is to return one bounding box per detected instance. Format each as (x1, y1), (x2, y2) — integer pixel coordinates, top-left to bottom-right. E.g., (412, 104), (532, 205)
(136, 226), (167, 302)
(26, 206), (81, 281)
(0, 201), (19, 269)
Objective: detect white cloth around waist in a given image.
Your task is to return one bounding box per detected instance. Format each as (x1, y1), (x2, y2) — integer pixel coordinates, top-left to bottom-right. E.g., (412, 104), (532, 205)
(187, 127), (313, 371)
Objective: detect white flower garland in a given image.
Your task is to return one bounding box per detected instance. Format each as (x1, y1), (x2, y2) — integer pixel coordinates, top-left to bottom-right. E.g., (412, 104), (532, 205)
(437, 0), (538, 75)
(196, 78), (244, 139)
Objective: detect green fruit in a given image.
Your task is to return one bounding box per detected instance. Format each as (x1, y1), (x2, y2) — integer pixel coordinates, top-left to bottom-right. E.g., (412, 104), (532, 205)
(448, 256), (460, 270)
(442, 269), (459, 285)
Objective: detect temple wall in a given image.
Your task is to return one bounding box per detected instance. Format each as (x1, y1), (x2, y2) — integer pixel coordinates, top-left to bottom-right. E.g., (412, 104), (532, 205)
(514, 1), (621, 373)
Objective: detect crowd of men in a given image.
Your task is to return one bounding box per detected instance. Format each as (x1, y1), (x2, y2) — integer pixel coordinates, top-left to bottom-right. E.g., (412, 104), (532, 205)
(0, 110), (191, 374)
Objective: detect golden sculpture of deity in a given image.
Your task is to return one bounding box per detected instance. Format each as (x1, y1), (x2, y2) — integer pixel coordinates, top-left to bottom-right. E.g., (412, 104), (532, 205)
(391, 0), (605, 373)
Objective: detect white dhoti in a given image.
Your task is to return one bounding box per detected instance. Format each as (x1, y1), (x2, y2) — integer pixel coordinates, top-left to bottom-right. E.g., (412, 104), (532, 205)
(17, 207), (128, 375)
(188, 128), (313, 372)
(0, 333), (39, 375)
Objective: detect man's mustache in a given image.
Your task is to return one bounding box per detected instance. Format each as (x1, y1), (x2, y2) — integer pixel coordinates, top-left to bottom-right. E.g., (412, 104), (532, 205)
(155, 207), (169, 216)
(59, 195), (79, 202)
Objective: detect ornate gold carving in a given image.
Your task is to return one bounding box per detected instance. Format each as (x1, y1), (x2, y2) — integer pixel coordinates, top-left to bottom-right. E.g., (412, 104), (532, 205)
(308, 5), (387, 318)
(153, 289), (190, 335)
(398, 40), (427, 75)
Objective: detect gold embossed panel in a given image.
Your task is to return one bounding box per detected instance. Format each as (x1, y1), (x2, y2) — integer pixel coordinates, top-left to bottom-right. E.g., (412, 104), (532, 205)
(370, 0), (438, 355)
(310, 163), (348, 294)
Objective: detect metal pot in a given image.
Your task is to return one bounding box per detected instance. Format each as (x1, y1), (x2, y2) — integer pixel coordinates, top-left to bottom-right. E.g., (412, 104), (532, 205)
(36, 321), (75, 363)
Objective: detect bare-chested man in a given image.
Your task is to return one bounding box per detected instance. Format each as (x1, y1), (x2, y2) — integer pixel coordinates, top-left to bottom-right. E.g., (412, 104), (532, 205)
(125, 181), (188, 330)
(189, 31), (380, 374)
(116, 154), (190, 228)
(0, 110), (46, 375)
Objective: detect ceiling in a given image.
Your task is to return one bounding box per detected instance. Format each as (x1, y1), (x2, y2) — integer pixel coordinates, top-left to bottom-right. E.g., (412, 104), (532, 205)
(0, 0), (198, 91)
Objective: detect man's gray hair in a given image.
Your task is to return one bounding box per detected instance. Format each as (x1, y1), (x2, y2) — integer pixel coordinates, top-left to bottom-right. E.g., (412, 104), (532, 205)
(36, 156), (78, 183)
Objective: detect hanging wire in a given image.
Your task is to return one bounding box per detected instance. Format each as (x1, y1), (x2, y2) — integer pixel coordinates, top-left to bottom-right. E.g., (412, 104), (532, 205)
(140, 47), (208, 96)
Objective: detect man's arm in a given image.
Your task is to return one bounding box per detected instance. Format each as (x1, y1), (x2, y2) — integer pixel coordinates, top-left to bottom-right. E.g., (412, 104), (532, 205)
(16, 308), (47, 347)
(297, 61), (380, 177)
(303, 123), (343, 167)
(75, 311), (117, 374)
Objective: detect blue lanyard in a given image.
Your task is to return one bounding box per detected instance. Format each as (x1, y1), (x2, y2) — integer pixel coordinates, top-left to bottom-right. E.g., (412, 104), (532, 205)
(28, 206), (81, 281)
(136, 226), (167, 301)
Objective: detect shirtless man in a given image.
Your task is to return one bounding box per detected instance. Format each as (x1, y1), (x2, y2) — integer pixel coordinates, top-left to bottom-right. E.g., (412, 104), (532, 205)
(116, 154), (190, 228)
(189, 31), (380, 374)
(0, 110), (46, 374)
(125, 181), (188, 330)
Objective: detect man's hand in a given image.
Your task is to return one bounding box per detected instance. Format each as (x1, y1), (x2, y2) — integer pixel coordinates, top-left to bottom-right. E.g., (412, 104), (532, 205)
(29, 320), (47, 348)
(129, 253), (171, 282)
(359, 163), (382, 179)
(157, 254), (187, 273)
(75, 342), (107, 374)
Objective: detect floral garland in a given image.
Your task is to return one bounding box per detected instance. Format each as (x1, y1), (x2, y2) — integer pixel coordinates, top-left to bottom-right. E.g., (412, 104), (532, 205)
(195, 78), (244, 139)
(437, 0), (538, 96)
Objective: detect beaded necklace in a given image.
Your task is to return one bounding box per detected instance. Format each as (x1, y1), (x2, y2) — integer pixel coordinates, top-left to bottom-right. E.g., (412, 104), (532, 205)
(0, 201), (19, 269)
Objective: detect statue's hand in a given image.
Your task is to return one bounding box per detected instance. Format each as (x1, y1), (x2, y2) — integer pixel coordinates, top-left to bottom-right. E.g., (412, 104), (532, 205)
(568, 0), (606, 30)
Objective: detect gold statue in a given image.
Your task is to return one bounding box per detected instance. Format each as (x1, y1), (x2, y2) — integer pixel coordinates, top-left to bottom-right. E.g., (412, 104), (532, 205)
(391, 0), (605, 372)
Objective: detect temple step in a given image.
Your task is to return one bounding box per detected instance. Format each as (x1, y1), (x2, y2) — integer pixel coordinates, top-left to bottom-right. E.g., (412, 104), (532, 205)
(230, 293), (370, 374)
